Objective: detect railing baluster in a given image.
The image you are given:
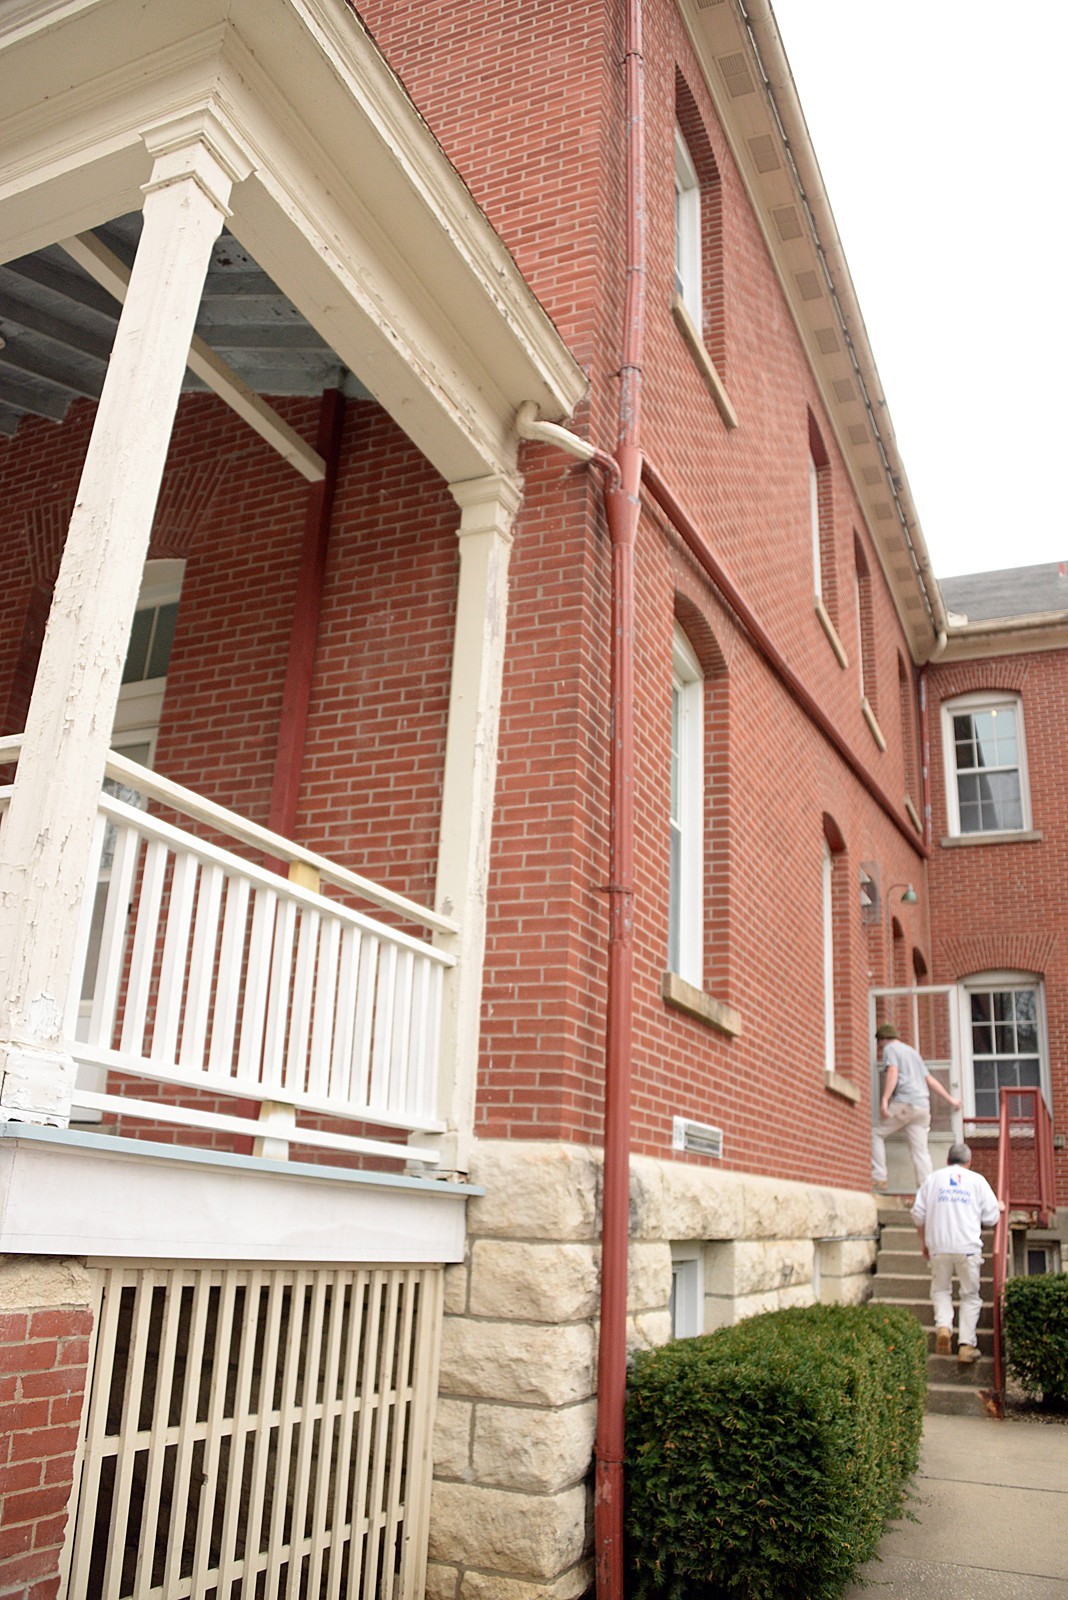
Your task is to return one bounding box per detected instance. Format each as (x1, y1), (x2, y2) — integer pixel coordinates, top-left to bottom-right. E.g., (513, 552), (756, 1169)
(351, 934), (380, 1108)
(260, 894), (296, 1095)
(181, 860), (224, 1072)
(65, 810), (108, 1038)
(308, 916), (340, 1104)
(286, 906), (320, 1098)
(237, 885), (279, 1089)
(120, 838), (169, 1060)
(153, 847), (198, 1064)
(209, 873), (250, 1076)
(369, 942), (398, 1111)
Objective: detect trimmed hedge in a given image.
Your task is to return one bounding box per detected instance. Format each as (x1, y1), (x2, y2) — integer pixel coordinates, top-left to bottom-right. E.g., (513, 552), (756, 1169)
(1005, 1272), (1068, 1405)
(625, 1303), (926, 1600)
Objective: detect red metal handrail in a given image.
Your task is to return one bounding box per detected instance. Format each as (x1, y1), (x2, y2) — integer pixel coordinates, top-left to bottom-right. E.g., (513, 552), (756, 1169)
(989, 1086), (1057, 1410)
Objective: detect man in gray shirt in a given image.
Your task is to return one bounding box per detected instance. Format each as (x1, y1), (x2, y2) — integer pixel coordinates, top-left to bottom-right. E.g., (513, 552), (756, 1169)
(872, 1022), (961, 1191)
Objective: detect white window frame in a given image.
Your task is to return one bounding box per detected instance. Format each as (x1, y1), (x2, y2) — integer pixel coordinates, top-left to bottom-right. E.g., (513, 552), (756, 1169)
(821, 838), (835, 1072)
(941, 690), (1031, 837)
(674, 127), (702, 326)
(958, 971), (1050, 1123)
(668, 628), (703, 987)
(669, 1245), (704, 1339)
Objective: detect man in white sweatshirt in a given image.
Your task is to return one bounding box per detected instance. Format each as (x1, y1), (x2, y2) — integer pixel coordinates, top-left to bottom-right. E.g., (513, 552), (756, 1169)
(911, 1142), (1002, 1365)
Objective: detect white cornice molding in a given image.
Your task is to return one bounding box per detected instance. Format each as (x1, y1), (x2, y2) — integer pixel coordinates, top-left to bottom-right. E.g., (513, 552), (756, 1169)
(939, 615), (1068, 662)
(677, 0), (947, 664)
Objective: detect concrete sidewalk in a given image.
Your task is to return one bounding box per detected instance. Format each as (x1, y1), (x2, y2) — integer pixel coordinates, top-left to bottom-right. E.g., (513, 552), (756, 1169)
(844, 1411), (1068, 1597)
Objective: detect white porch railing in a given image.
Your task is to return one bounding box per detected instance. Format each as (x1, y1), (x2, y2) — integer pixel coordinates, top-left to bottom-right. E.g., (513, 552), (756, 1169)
(0, 738), (456, 1166)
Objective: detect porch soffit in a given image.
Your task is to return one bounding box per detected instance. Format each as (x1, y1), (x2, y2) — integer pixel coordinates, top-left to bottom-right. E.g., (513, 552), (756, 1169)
(677, 0), (947, 665)
(0, 0), (587, 484)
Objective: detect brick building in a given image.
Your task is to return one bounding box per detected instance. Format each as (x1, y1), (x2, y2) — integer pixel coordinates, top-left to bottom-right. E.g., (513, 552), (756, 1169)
(0, 2), (1062, 1597)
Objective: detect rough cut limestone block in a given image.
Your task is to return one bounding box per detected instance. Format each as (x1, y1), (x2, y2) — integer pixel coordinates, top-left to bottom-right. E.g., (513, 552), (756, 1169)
(627, 1309), (673, 1354)
(706, 1238), (814, 1298)
(425, 1561), (460, 1600)
(443, 1260), (469, 1315)
(472, 1399), (596, 1493)
(439, 1318), (595, 1407)
(433, 1398), (473, 1480)
(819, 1238), (877, 1279)
(631, 1157), (746, 1242)
(0, 1255), (91, 1310)
(466, 1143), (599, 1241)
(469, 1240), (598, 1321)
(428, 1481), (588, 1575)
(461, 1559), (595, 1599)
(627, 1241), (672, 1312)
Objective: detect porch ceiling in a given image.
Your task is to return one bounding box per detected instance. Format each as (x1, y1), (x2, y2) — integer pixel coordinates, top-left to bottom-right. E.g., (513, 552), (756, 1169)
(0, 216), (373, 439)
(0, 0), (587, 483)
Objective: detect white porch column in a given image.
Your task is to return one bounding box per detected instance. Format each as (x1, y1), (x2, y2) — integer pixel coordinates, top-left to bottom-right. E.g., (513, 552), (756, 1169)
(419, 474), (523, 1178)
(0, 117), (253, 1124)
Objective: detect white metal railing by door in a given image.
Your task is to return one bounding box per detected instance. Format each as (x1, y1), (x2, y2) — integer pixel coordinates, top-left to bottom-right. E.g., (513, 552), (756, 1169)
(0, 738), (457, 1166)
(64, 1263), (443, 1600)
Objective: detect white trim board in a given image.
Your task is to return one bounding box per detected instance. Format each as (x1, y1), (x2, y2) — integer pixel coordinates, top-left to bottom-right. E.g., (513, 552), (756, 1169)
(0, 1124), (476, 1261)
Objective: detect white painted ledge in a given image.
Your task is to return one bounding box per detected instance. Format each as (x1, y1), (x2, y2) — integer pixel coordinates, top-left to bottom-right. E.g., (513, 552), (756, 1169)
(0, 1125), (478, 1262)
(813, 596), (849, 669)
(824, 1071), (861, 1105)
(670, 295), (739, 431)
(939, 829), (1043, 849)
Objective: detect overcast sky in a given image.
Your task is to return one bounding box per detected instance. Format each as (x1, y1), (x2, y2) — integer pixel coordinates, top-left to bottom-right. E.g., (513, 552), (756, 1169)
(768, 1), (1066, 580)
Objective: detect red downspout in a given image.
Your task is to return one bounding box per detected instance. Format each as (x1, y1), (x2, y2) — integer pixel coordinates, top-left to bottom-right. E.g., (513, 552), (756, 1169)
(918, 666), (932, 852)
(266, 388), (346, 851)
(594, 1), (645, 1594)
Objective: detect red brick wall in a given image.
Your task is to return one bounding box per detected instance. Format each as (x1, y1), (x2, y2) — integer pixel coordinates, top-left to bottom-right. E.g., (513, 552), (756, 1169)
(0, 1304), (91, 1600)
(926, 651), (1068, 1206)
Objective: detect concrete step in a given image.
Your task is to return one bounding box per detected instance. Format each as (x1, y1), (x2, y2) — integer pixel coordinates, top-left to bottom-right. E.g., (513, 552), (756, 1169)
(873, 1295), (994, 1330)
(927, 1352), (994, 1383)
(871, 1270), (993, 1300)
(923, 1325), (993, 1356)
(926, 1381), (999, 1417)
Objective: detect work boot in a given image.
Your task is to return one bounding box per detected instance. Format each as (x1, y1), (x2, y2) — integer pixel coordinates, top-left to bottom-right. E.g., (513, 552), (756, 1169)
(935, 1327), (951, 1355)
(957, 1343), (979, 1365)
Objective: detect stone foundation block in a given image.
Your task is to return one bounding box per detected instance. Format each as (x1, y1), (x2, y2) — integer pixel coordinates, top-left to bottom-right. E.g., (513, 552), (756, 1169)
(469, 1240), (598, 1321)
(627, 1240), (671, 1311)
(707, 1238), (814, 1298)
(425, 1561), (460, 1600)
(439, 1318), (595, 1406)
(472, 1399), (596, 1493)
(433, 1398), (472, 1480)
(461, 1560), (595, 1599)
(0, 1255), (91, 1310)
(443, 1260), (468, 1315)
(467, 1143), (599, 1240)
(627, 1308), (672, 1353)
(428, 1481), (588, 1576)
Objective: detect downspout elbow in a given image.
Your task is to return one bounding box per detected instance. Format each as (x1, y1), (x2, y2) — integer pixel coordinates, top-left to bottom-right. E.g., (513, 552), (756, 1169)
(516, 401), (621, 490)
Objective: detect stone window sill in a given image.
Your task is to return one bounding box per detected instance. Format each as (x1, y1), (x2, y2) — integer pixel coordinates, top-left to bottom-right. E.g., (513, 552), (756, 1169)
(940, 829), (1043, 848)
(825, 1070), (861, 1105)
(662, 972), (741, 1037)
(670, 295), (738, 431)
(861, 696), (887, 752)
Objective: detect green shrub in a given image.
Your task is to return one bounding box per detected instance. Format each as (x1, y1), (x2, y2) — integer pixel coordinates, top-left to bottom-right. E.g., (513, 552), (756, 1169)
(1005, 1272), (1068, 1405)
(624, 1302), (926, 1600)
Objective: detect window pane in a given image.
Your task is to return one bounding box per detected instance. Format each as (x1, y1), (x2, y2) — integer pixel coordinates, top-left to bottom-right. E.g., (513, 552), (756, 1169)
(970, 992), (992, 1024)
(1016, 1060), (1041, 1088)
(147, 602), (178, 679)
(973, 1061), (997, 1093)
(970, 711), (996, 766)
(668, 824), (681, 973)
(1015, 990), (1037, 1023)
(122, 610), (153, 684)
(971, 1022), (993, 1054)
(994, 1022), (1015, 1055)
(974, 1088), (998, 1119)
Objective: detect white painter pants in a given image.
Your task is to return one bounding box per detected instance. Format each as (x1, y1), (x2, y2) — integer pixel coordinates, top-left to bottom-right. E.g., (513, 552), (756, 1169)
(872, 1101), (931, 1187)
(930, 1252), (983, 1347)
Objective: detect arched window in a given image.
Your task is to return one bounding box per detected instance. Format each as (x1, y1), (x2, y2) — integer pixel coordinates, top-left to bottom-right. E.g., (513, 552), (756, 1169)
(668, 627), (704, 985)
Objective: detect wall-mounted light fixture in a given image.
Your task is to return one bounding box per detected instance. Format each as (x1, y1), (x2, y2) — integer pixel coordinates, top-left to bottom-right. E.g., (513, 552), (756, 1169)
(885, 882), (918, 986)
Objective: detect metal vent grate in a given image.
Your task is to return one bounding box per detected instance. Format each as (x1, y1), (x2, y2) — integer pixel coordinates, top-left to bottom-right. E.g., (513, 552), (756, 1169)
(672, 1116), (724, 1159)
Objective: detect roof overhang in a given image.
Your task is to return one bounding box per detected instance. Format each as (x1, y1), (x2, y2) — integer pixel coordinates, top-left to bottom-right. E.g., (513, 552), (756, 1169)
(937, 613), (1068, 663)
(678, 0), (949, 663)
(0, 0), (587, 484)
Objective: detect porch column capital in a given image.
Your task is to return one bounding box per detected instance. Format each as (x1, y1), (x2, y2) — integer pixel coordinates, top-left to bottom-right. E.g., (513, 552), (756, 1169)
(448, 473), (523, 540)
(140, 107), (257, 214)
